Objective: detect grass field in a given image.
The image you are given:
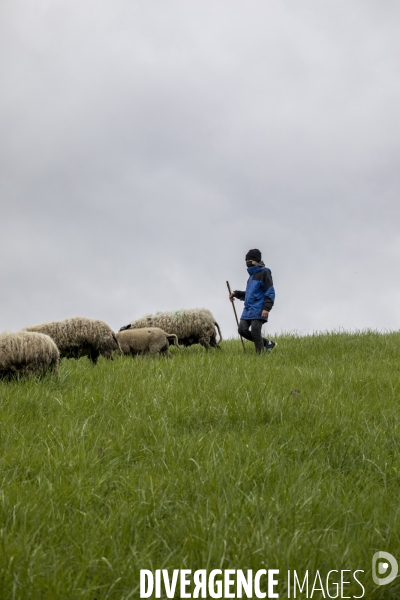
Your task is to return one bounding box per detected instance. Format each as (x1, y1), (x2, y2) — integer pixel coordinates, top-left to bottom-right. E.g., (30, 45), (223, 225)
(0, 331), (399, 599)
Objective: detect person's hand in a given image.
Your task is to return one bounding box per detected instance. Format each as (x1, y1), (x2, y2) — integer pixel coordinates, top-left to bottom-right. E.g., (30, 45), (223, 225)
(229, 292), (236, 301)
(262, 310), (269, 318)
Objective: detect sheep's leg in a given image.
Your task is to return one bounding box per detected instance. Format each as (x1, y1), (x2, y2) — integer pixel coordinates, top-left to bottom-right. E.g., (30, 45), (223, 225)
(160, 343), (172, 358)
(89, 349), (100, 364)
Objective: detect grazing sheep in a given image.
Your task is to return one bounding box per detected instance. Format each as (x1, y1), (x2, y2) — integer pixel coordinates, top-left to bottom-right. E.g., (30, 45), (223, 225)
(119, 308), (222, 350)
(116, 327), (179, 358)
(0, 331), (60, 379)
(24, 317), (120, 364)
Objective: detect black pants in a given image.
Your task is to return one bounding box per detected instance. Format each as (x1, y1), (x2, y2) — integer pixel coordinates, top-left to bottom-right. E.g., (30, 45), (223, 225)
(238, 319), (268, 354)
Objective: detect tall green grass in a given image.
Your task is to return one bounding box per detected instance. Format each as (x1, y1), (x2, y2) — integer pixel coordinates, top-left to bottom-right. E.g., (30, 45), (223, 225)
(0, 331), (399, 599)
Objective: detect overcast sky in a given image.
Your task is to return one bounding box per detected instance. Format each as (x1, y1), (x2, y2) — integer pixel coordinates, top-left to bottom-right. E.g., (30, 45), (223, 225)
(1, 0), (399, 339)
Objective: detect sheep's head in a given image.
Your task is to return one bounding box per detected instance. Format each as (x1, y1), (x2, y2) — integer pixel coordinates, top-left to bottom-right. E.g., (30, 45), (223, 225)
(111, 334), (122, 353)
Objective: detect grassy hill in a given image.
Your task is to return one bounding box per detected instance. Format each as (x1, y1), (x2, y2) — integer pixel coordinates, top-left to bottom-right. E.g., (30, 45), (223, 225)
(0, 331), (399, 598)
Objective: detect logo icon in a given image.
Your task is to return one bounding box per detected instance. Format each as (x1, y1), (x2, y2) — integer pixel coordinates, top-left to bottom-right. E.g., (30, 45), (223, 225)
(372, 551), (398, 586)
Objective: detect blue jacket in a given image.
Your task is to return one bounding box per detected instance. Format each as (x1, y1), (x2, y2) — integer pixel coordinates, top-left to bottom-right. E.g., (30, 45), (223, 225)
(234, 265), (275, 321)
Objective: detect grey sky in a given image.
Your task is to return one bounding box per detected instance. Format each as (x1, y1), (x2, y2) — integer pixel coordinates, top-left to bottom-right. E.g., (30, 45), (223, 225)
(1, 0), (399, 339)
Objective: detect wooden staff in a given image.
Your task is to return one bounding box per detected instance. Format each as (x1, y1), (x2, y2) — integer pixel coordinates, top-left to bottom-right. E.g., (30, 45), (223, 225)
(226, 281), (246, 352)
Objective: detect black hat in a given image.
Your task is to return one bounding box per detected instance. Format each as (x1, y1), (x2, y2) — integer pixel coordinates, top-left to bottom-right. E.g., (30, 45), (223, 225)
(245, 248), (262, 262)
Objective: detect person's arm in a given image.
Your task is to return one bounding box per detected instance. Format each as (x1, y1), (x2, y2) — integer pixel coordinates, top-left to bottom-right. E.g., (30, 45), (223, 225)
(262, 270), (275, 313)
(230, 290), (245, 301)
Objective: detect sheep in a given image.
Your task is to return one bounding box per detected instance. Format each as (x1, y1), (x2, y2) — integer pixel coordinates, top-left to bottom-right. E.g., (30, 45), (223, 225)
(119, 308), (222, 350)
(116, 327), (179, 358)
(24, 317), (120, 364)
(0, 331), (60, 380)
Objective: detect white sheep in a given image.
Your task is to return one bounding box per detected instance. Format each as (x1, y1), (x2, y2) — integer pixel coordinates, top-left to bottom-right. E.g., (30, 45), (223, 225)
(119, 308), (222, 350)
(24, 317), (120, 363)
(0, 331), (60, 379)
(116, 327), (179, 358)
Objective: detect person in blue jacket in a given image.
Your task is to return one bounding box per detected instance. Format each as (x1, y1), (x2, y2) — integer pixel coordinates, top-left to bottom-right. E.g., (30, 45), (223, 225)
(230, 248), (276, 354)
